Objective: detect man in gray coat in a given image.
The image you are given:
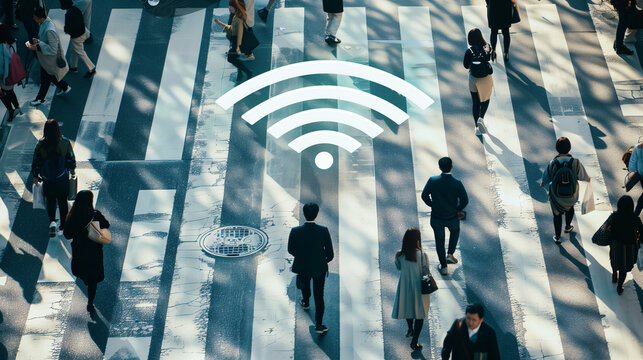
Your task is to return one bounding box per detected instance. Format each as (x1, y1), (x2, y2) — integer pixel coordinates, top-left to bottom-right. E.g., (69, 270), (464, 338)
(421, 157), (469, 275)
(28, 6), (71, 106)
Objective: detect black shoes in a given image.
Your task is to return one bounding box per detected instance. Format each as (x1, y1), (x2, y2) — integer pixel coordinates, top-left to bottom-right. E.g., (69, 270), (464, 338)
(300, 299), (310, 310)
(315, 324), (328, 334)
(69, 67), (78, 73)
(87, 304), (96, 313)
(410, 343), (423, 351)
(325, 35), (341, 45)
(257, 8), (269, 23)
(85, 35), (93, 44)
(84, 68), (97, 78)
(614, 42), (634, 55)
(405, 329), (413, 337)
(564, 225), (574, 233)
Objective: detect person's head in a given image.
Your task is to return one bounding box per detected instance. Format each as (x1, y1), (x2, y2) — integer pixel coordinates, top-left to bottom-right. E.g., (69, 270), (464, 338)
(33, 7), (47, 23)
(228, 0), (247, 19)
(438, 157), (453, 173)
(0, 23), (15, 44)
(617, 195), (634, 215)
(43, 119), (62, 148)
(465, 303), (485, 330)
(467, 28), (486, 47)
(398, 228), (421, 262)
(66, 190), (94, 224)
(59, 0), (74, 10)
(303, 203), (319, 221)
(555, 137), (571, 154)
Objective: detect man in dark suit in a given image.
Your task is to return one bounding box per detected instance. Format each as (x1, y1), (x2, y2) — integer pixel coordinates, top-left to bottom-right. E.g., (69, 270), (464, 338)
(442, 303), (500, 360)
(288, 203), (334, 334)
(422, 157), (469, 275)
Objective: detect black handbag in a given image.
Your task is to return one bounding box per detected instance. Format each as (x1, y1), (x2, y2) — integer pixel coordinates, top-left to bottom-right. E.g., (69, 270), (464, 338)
(420, 251), (438, 294)
(511, 2), (521, 24)
(592, 214), (614, 246)
(240, 22), (259, 55)
(68, 173), (77, 200)
(625, 171), (640, 191)
(625, 6), (643, 29)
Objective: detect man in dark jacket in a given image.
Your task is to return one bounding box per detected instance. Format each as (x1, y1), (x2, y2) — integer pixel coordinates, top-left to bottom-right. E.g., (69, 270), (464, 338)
(323, 0), (343, 45)
(61, 0), (95, 77)
(442, 304), (500, 360)
(287, 202), (334, 334)
(16, 0), (39, 39)
(422, 157), (469, 275)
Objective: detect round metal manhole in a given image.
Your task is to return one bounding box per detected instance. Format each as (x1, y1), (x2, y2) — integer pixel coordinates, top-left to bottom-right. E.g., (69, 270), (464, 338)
(198, 226), (268, 257)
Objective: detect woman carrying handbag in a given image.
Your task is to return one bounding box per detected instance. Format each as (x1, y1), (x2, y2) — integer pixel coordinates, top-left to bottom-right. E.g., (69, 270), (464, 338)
(0, 23), (23, 122)
(392, 228), (431, 351)
(608, 195), (641, 295)
(63, 190), (110, 314)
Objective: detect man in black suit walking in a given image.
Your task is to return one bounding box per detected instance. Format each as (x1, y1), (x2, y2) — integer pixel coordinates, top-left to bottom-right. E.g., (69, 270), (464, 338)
(422, 157), (469, 275)
(442, 303), (500, 360)
(288, 203), (334, 334)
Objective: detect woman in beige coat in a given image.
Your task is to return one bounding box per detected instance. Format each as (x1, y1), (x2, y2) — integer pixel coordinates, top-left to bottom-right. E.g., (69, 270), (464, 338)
(27, 6), (70, 106)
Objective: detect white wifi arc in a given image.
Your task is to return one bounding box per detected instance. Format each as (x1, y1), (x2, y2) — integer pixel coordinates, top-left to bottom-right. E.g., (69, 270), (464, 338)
(216, 60), (433, 169)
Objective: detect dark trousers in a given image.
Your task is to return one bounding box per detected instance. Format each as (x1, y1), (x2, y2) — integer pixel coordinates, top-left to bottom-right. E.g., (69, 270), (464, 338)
(470, 92), (490, 124)
(0, 88), (19, 112)
(431, 217), (460, 268)
(553, 207), (574, 238)
(227, 37), (252, 78)
(635, 179), (643, 217)
(490, 27), (510, 54)
(87, 281), (97, 305)
(616, 8), (628, 47)
(43, 178), (69, 226)
(2, 0), (13, 27)
(37, 66), (69, 101)
(406, 319), (424, 346)
(300, 273), (326, 325)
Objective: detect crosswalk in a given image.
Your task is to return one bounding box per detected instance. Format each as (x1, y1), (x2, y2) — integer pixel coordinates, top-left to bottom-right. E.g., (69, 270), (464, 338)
(0, 3), (642, 360)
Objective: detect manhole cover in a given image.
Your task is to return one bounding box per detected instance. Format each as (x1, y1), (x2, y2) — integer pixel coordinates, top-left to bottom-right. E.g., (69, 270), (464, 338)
(198, 226), (268, 257)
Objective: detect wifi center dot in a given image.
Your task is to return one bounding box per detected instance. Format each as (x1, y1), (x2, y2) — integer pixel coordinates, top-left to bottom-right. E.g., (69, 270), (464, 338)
(315, 152), (334, 170)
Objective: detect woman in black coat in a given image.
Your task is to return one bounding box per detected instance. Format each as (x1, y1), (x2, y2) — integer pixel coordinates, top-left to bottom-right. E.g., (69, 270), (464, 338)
(63, 190), (109, 313)
(609, 195), (641, 295)
(486, 0), (514, 61)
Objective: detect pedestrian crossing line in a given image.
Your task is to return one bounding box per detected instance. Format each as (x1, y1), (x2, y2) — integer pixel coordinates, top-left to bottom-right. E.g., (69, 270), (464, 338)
(74, 9), (142, 161)
(399, 7), (467, 358)
(159, 8), (234, 358)
(588, 3), (643, 117)
(336, 7), (385, 359)
(250, 7), (304, 360)
(104, 189), (176, 360)
(463, 6), (566, 359)
(527, 4), (643, 359)
(145, 9), (206, 161)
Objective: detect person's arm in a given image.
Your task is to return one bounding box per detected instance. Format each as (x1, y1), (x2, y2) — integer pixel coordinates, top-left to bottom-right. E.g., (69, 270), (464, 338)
(31, 142), (42, 184)
(65, 139), (76, 175)
(235, 19), (243, 55)
(324, 228), (334, 263)
(629, 145), (639, 173)
(441, 319), (459, 359)
(287, 229), (296, 257)
(463, 49), (472, 69)
(541, 161), (551, 188)
(63, 12), (70, 35)
(576, 160), (590, 182)
(457, 182), (469, 211)
(38, 29), (59, 56)
(94, 210), (110, 229)
(421, 179), (433, 207)
(395, 255), (402, 270)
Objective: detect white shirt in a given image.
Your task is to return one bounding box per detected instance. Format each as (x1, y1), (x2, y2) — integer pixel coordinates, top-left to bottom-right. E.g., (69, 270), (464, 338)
(468, 323), (481, 339)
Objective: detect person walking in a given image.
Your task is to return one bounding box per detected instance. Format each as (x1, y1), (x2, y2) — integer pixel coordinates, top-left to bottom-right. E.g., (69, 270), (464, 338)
(323, 0), (343, 45)
(16, 0), (39, 40)
(463, 28), (493, 135)
(31, 119), (76, 237)
(441, 303), (500, 360)
(61, 0), (96, 78)
(63, 190), (109, 313)
(486, 0), (514, 62)
(0, 23), (22, 122)
(2, 0), (18, 30)
(627, 141), (643, 216)
(392, 228), (430, 351)
(611, 0), (635, 54)
(608, 195), (641, 295)
(28, 6), (71, 107)
(422, 157), (469, 276)
(257, 0), (275, 22)
(73, 0), (92, 42)
(541, 137), (591, 244)
(287, 203), (334, 334)
(214, 0), (254, 81)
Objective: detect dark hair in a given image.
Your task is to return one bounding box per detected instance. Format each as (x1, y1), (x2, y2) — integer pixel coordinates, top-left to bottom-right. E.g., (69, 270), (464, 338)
(396, 228), (421, 262)
(555, 137), (571, 154)
(0, 23), (15, 44)
(229, 0), (247, 20)
(438, 157), (453, 173)
(65, 190), (94, 227)
(60, 0), (74, 10)
(303, 203), (319, 221)
(466, 303), (485, 318)
(34, 6), (47, 19)
(467, 28), (487, 47)
(612, 195), (635, 233)
(42, 119), (62, 151)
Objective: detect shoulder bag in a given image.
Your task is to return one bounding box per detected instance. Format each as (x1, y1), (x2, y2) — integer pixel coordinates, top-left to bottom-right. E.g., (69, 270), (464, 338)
(592, 213), (614, 246)
(86, 219), (111, 244)
(420, 250), (438, 294)
(5, 44), (27, 86)
(511, 1), (521, 24)
(239, 21), (259, 55)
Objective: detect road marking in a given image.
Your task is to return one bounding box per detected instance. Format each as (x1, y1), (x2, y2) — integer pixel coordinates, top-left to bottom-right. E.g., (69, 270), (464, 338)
(250, 7), (304, 360)
(528, 4), (643, 358)
(145, 9), (206, 160)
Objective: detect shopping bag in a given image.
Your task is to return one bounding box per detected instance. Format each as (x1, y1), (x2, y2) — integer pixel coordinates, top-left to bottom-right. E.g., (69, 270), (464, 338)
(638, 248), (642, 271)
(581, 182), (595, 214)
(5, 45), (27, 86)
(32, 183), (45, 210)
(68, 174), (77, 201)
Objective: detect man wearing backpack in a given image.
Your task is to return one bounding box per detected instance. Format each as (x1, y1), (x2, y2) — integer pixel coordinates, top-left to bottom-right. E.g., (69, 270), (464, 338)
(541, 137), (590, 244)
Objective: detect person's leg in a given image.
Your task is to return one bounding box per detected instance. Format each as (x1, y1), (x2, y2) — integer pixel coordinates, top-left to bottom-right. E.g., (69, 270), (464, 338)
(406, 319), (413, 331)
(52, 77), (69, 92)
(75, 35), (95, 71)
(411, 319), (424, 346)
(564, 207), (574, 229)
(446, 219), (460, 258)
(489, 28), (499, 52)
(470, 91), (481, 126)
(553, 212), (562, 239)
(44, 182), (57, 222)
(227, 38), (252, 78)
(36, 67), (53, 100)
(502, 26), (511, 54)
(87, 281), (97, 311)
(70, 37), (81, 69)
(325, 13), (342, 37)
(7, 89), (19, 109)
(56, 179), (69, 229)
(616, 9), (628, 48)
(617, 270), (627, 289)
(312, 273), (326, 325)
(479, 99), (490, 119)
(636, 192), (643, 217)
(0, 92), (14, 112)
(300, 274), (311, 304)
(431, 218), (447, 268)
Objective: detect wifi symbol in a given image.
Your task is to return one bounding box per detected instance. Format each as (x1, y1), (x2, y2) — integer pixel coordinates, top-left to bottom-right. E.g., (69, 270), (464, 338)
(216, 60), (433, 169)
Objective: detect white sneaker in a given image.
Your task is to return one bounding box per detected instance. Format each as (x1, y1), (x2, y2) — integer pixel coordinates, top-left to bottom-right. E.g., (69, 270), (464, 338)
(475, 126), (481, 136)
(55, 86), (71, 96)
(477, 117), (487, 134)
(30, 99), (45, 106)
(49, 221), (57, 238)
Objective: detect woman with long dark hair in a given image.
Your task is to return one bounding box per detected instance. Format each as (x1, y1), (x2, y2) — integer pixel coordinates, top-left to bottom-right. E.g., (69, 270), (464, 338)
(464, 28), (494, 136)
(214, 0), (253, 81)
(609, 195), (641, 295)
(31, 119), (76, 237)
(63, 190), (109, 313)
(392, 228), (430, 351)
(0, 23), (22, 122)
